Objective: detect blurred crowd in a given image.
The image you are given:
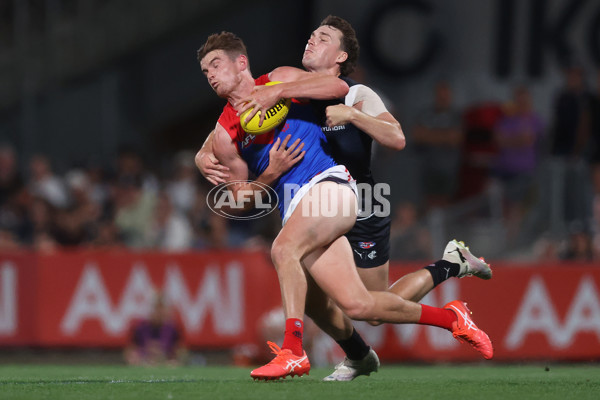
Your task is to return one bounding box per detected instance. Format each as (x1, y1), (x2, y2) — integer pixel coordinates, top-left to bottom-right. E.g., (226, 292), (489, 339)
(384, 64), (600, 262)
(0, 145), (278, 253)
(1, 65), (600, 261)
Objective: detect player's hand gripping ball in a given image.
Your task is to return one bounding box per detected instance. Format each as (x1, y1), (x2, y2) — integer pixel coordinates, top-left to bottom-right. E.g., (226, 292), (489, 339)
(240, 81), (291, 135)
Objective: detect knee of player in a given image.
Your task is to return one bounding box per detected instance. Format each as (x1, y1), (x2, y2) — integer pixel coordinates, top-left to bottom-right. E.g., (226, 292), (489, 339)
(270, 239), (299, 266)
(339, 296), (374, 321)
(270, 241), (286, 266)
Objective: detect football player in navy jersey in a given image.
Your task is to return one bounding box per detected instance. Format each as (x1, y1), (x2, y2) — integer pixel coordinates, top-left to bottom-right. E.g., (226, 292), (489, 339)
(298, 18), (492, 381)
(197, 29), (493, 381)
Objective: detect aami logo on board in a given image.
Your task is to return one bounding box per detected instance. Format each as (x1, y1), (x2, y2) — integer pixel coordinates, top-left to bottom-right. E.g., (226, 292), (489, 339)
(505, 275), (600, 349)
(60, 261), (244, 336)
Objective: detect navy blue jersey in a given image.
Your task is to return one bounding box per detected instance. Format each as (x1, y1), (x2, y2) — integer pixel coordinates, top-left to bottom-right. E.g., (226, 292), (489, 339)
(310, 77), (380, 213)
(310, 77), (375, 187)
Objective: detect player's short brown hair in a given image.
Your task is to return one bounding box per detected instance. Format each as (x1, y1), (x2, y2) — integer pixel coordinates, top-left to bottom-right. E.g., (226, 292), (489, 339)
(197, 31), (249, 66)
(320, 15), (359, 76)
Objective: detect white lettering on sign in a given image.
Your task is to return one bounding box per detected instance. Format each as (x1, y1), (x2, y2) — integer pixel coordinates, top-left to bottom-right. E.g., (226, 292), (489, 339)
(0, 262), (16, 335)
(561, 277), (600, 345)
(505, 275), (600, 349)
(61, 263), (118, 335)
(164, 262), (243, 335)
(114, 262), (156, 326)
(61, 261), (243, 336)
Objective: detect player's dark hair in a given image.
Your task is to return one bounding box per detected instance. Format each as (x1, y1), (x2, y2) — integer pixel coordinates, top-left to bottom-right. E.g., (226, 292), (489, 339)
(197, 31), (249, 67)
(320, 15), (359, 76)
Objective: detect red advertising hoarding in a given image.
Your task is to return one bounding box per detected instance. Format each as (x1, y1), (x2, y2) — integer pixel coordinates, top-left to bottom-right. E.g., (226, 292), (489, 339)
(1, 251), (599, 362)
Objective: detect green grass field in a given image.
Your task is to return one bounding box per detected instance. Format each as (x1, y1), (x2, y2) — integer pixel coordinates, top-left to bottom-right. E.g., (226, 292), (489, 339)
(0, 364), (598, 400)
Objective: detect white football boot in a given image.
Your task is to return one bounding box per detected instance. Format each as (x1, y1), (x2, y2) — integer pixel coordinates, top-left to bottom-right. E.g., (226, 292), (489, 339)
(322, 349), (380, 382)
(443, 240), (492, 280)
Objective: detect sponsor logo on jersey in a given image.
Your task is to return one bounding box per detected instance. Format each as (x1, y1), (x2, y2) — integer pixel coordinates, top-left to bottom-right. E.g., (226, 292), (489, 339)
(359, 241), (376, 249)
(321, 125), (347, 132)
(241, 133), (256, 149)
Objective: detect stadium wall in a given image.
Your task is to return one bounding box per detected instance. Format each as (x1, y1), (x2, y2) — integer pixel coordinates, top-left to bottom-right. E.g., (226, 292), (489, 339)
(0, 251), (599, 362)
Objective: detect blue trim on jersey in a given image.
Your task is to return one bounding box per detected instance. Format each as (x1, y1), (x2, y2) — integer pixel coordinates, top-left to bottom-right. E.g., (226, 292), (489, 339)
(239, 103), (336, 217)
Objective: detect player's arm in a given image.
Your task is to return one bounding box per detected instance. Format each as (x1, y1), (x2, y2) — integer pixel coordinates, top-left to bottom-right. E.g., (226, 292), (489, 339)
(211, 125), (249, 181)
(268, 66), (349, 100)
(325, 85), (405, 151)
(212, 124), (304, 212)
(195, 130), (231, 185)
(236, 66), (349, 124)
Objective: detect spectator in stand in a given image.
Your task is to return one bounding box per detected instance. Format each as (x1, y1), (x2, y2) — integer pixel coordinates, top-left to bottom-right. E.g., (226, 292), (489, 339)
(0, 143), (23, 208)
(28, 197), (58, 252)
(165, 151), (198, 215)
(550, 65), (593, 160)
(492, 85), (544, 241)
(550, 65), (594, 224)
(50, 170), (102, 247)
(116, 146), (159, 195)
(91, 218), (124, 249)
(0, 229), (19, 249)
(113, 174), (157, 248)
(532, 232), (560, 262)
(124, 294), (187, 366)
(412, 81), (464, 209)
(28, 154), (69, 209)
(0, 143), (26, 248)
(189, 185), (229, 249)
(457, 102), (503, 201)
(240, 212), (280, 251)
(146, 191), (193, 251)
(389, 201), (431, 260)
(559, 221), (594, 262)
(85, 163), (111, 210)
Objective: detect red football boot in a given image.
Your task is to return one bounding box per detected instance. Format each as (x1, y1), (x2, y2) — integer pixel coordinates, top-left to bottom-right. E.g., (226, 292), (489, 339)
(251, 341), (310, 381)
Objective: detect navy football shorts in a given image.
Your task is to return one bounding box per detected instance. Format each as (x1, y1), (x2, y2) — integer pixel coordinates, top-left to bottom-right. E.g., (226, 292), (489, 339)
(345, 213), (391, 268)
